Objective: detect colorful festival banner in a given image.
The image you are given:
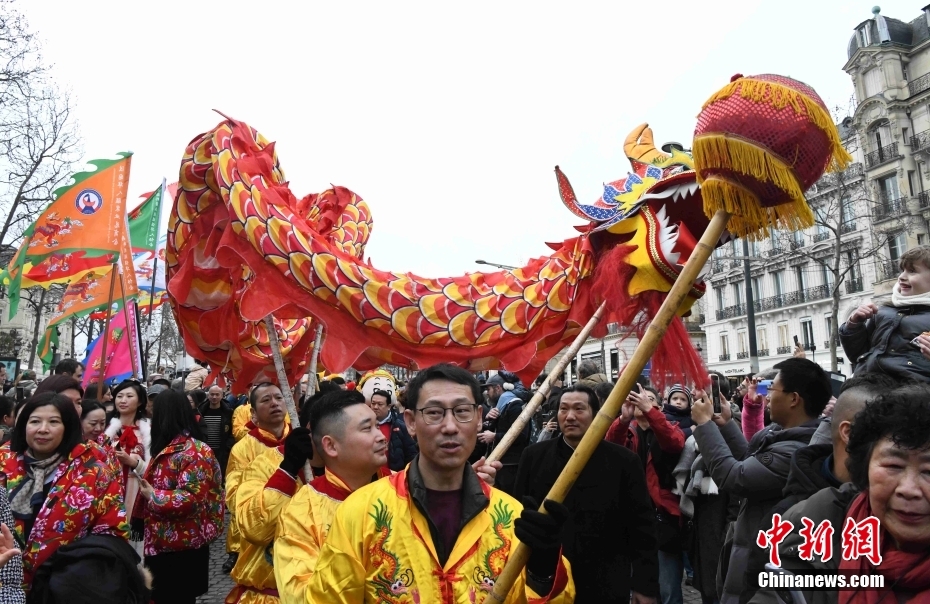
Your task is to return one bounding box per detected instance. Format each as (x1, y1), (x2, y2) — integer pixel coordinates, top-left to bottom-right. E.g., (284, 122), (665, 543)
(81, 298), (142, 387)
(0, 153), (133, 319)
(36, 212), (140, 369)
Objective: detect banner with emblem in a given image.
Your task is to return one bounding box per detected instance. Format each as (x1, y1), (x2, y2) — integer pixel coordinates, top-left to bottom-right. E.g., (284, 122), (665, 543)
(36, 213), (140, 369)
(0, 153), (133, 319)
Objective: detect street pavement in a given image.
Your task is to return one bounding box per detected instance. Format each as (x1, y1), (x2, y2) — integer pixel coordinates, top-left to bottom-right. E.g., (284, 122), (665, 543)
(196, 515), (704, 603)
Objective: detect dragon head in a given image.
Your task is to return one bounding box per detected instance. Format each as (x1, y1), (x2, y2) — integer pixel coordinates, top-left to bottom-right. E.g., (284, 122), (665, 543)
(558, 124), (733, 315)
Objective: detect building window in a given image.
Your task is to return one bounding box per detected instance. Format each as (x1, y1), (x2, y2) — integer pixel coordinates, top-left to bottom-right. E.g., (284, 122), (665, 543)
(716, 287), (725, 312)
(732, 282), (743, 307)
(772, 271), (785, 297)
(878, 174), (901, 202)
(777, 323), (790, 349)
(821, 263), (835, 292)
(796, 265), (808, 291)
(845, 250), (862, 282)
(737, 331), (748, 355)
(840, 196), (855, 226)
(889, 231), (907, 260)
(757, 326), (768, 352)
(800, 318), (815, 350)
(825, 316), (834, 346)
(751, 276), (762, 303)
(863, 67), (882, 98)
(815, 206), (829, 236)
(859, 24), (872, 47)
(720, 334), (730, 357)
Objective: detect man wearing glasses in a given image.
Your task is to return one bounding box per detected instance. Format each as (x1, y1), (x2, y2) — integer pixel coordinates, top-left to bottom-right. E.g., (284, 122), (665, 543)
(307, 363), (575, 603)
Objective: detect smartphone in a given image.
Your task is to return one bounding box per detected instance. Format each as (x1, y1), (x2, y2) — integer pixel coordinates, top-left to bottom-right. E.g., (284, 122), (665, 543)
(756, 380), (773, 396)
(710, 375), (721, 414)
(14, 387), (24, 402)
(131, 466), (145, 481)
(793, 334), (800, 347)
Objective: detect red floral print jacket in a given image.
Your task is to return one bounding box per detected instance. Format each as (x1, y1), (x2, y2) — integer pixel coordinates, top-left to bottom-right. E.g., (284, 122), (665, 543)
(140, 434), (224, 556)
(0, 442), (129, 584)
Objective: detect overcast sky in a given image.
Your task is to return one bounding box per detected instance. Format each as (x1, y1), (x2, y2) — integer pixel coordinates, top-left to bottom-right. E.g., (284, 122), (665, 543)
(22, 1), (913, 280)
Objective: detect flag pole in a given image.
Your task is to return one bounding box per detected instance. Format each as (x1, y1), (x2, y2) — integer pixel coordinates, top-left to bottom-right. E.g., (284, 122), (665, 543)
(264, 314), (313, 478)
(96, 267), (119, 400)
(487, 209), (731, 602)
(117, 268), (138, 379)
(486, 301), (607, 464)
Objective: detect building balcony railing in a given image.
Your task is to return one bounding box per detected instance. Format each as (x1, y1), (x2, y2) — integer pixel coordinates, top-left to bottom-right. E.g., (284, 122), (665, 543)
(716, 285), (833, 320)
(777, 345), (792, 355)
(846, 277), (863, 294)
(765, 247), (783, 257)
(879, 258), (900, 281)
(803, 343), (815, 351)
(813, 231), (831, 243)
(790, 237), (806, 249)
(840, 221), (857, 234)
(865, 142), (900, 169)
(719, 354), (730, 361)
(912, 128), (930, 152)
(812, 162), (865, 189)
(824, 338), (841, 349)
(920, 191), (930, 210)
(736, 351), (749, 359)
(715, 304), (746, 320)
(874, 196), (908, 222)
(910, 72), (930, 98)
(758, 348), (769, 357)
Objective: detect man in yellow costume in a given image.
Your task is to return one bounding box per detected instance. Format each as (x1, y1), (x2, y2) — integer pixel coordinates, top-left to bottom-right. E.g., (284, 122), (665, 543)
(224, 382), (292, 603)
(274, 389), (392, 603)
(307, 363), (574, 604)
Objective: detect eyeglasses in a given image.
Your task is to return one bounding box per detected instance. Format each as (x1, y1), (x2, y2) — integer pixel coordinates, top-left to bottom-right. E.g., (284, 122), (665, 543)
(416, 404), (478, 425)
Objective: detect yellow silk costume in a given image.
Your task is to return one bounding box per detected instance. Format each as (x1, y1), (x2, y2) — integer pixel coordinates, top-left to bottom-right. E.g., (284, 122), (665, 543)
(273, 470), (356, 604)
(307, 466), (574, 604)
(233, 404), (253, 442)
(225, 424), (291, 604)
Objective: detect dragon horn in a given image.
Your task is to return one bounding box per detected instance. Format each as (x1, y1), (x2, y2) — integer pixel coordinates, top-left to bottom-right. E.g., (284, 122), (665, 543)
(554, 166), (590, 220)
(623, 123), (669, 165)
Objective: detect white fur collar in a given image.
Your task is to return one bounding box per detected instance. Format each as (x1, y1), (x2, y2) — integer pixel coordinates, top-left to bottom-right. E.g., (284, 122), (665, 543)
(104, 417), (152, 461)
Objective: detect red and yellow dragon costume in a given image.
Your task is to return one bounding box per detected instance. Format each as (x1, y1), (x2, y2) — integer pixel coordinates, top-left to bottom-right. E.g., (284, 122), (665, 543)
(168, 117), (728, 391)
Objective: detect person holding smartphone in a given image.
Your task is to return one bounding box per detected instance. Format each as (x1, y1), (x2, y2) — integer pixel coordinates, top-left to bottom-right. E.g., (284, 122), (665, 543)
(691, 359), (830, 604)
(606, 384), (686, 604)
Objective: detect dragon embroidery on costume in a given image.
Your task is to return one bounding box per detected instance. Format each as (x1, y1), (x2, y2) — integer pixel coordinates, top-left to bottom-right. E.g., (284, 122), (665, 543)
(168, 117), (731, 391)
(472, 499), (514, 598)
(368, 500), (415, 603)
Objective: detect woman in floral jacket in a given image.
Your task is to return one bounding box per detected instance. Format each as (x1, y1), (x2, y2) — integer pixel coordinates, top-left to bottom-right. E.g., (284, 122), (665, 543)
(135, 389), (224, 604)
(0, 392), (128, 587)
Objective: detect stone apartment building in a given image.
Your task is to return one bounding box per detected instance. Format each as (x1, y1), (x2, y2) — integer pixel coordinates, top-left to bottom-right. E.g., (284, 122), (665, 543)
(704, 5), (930, 383)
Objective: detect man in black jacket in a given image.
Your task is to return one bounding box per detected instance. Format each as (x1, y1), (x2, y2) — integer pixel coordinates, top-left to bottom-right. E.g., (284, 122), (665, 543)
(369, 389), (417, 471)
(691, 357), (830, 604)
(200, 384), (235, 475)
(479, 380), (531, 495)
(514, 384), (658, 604)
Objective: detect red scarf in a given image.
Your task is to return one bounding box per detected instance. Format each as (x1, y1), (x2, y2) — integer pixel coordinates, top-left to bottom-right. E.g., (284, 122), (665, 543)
(247, 424), (289, 448)
(117, 423), (140, 454)
(838, 491), (930, 604)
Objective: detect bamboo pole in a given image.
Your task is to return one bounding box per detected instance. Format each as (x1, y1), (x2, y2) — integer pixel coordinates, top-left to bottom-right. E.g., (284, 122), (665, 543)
(263, 315), (313, 479)
(487, 209), (731, 602)
(486, 301), (607, 464)
(96, 267), (120, 401)
(304, 323), (324, 397)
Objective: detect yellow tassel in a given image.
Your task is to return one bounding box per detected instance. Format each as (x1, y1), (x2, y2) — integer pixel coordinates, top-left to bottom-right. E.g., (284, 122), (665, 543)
(701, 176), (815, 239)
(693, 134), (806, 201)
(700, 77), (853, 173)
